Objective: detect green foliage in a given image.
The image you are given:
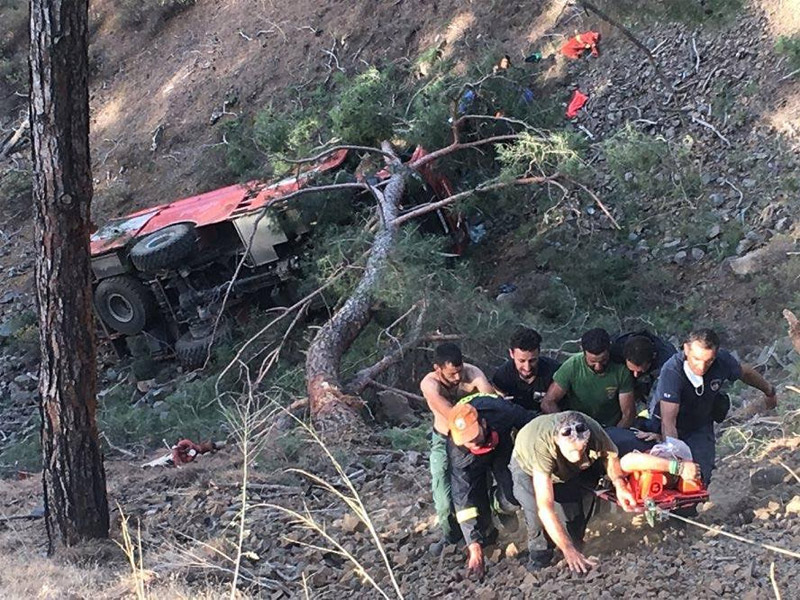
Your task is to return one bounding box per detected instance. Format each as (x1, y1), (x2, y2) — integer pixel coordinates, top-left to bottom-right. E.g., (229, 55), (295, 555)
(221, 119), (261, 179)
(98, 374), (227, 447)
(0, 431), (40, 476)
(381, 423), (429, 452)
(0, 168), (31, 206)
(497, 131), (587, 180)
(0, 310), (38, 355)
(253, 107), (322, 158)
(330, 68), (398, 145)
(403, 75), (458, 150)
(0, 0), (27, 89)
(776, 35), (800, 71)
(531, 239), (638, 313)
(601, 125), (700, 200)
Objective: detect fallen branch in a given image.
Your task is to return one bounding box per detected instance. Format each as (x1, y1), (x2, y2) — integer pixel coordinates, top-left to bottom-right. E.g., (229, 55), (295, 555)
(779, 67), (800, 82)
(395, 175), (559, 226)
(778, 460), (800, 485)
(363, 379), (426, 406)
(0, 117), (29, 160)
(565, 178), (622, 230)
(345, 300), (427, 395)
(690, 114), (731, 147)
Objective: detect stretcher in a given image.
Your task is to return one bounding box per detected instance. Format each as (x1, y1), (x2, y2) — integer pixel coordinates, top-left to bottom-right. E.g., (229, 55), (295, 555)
(595, 471), (709, 526)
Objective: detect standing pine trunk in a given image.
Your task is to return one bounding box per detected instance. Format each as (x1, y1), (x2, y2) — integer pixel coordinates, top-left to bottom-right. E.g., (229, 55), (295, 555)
(30, 0), (109, 549)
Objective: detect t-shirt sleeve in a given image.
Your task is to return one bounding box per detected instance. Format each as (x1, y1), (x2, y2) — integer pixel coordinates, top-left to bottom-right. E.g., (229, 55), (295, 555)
(618, 365), (634, 394)
(552, 357), (574, 392)
(541, 357), (561, 386)
(717, 349), (742, 382)
(531, 445), (557, 474)
(491, 362), (512, 394)
(655, 364), (682, 404)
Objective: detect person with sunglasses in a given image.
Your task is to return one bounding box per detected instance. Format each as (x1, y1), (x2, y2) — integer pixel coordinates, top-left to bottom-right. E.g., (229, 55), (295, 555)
(510, 411), (636, 573)
(447, 396), (537, 578)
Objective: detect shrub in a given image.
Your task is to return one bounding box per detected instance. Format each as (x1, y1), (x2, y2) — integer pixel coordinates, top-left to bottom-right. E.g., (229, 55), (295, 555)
(381, 423), (428, 452)
(601, 125), (700, 200)
(776, 35), (800, 71)
(330, 68), (397, 145)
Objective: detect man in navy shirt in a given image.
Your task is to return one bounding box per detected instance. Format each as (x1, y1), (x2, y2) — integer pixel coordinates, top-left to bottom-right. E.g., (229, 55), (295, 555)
(492, 327), (560, 413)
(448, 395), (536, 577)
(610, 330), (676, 405)
(653, 328), (777, 484)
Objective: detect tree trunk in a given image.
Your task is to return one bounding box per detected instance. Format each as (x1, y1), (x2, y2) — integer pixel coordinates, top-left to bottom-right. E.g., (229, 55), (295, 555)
(30, 0), (109, 549)
(306, 172), (405, 438)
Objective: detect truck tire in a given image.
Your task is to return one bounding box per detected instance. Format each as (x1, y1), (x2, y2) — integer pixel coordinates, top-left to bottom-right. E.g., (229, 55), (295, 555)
(94, 276), (157, 335)
(175, 319), (231, 370)
(129, 223), (197, 272)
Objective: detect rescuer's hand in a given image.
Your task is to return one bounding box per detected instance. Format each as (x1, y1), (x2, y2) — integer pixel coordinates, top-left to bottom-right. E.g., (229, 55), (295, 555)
(563, 546), (597, 574)
(614, 479), (637, 512)
(466, 542), (485, 579)
(678, 461), (701, 482)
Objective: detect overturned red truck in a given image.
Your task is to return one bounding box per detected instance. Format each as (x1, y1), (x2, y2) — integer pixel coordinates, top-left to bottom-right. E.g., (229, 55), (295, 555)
(90, 148), (462, 368)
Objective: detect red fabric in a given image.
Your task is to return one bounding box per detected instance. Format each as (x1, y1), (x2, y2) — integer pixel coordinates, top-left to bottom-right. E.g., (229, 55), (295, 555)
(566, 90), (589, 118)
(560, 31), (601, 59)
(171, 439), (215, 465)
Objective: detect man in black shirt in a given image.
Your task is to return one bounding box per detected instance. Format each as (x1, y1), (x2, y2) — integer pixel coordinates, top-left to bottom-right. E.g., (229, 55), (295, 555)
(492, 327), (560, 413)
(609, 330), (676, 406)
(448, 395), (536, 577)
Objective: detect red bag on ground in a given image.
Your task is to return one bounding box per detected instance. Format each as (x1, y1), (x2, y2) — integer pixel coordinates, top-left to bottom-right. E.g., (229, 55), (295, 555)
(561, 31), (601, 59)
(566, 90), (589, 118)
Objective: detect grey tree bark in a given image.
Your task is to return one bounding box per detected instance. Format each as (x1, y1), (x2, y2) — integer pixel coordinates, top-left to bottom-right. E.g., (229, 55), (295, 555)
(305, 171), (406, 438)
(29, 0), (109, 549)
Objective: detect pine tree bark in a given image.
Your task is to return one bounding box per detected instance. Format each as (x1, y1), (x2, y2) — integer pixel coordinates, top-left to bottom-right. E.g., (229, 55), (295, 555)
(306, 172), (406, 438)
(30, 0), (109, 549)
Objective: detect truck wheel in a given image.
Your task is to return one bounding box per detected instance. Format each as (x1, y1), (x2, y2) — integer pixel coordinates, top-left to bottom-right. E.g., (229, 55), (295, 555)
(129, 223), (197, 272)
(94, 276), (157, 335)
(175, 319), (231, 370)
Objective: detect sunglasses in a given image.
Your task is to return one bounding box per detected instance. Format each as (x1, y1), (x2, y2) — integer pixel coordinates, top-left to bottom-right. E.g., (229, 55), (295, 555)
(558, 423), (589, 439)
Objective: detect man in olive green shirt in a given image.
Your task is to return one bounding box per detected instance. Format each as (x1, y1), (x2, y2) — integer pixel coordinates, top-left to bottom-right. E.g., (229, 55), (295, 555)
(511, 411), (636, 573)
(541, 328), (649, 455)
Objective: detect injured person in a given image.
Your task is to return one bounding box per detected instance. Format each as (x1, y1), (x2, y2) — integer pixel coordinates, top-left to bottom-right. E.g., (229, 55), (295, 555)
(610, 433), (708, 522)
(619, 434), (702, 484)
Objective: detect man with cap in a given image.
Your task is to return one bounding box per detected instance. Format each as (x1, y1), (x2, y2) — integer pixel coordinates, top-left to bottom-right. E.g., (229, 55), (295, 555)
(447, 395), (537, 577)
(492, 327), (561, 413)
(510, 411), (636, 573)
(420, 343), (495, 554)
(653, 328), (777, 485)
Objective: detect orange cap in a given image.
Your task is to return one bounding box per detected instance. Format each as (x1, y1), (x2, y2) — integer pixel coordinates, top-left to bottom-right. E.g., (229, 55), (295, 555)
(449, 403), (480, 446)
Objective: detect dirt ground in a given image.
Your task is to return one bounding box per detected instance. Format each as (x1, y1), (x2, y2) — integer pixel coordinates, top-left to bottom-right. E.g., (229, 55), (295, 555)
(0, 427), (797, 599)
(1, 0), (800, 597)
